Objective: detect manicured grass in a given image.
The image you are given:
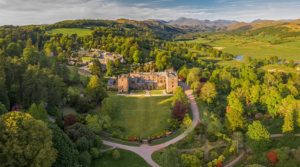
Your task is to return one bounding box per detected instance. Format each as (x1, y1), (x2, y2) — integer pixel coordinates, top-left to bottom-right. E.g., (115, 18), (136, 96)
(48, 28), (92, 37)
(150, 90), (164, 95)
(187, 34), (300, 60)
(91, 149), (149, 167)
(130, 90), (146, 95)
(81, 56), (92, 63)
(109, 95), (173, 138)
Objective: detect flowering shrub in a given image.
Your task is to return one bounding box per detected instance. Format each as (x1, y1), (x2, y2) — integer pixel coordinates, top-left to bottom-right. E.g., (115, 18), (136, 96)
(266, 150), (278, 165)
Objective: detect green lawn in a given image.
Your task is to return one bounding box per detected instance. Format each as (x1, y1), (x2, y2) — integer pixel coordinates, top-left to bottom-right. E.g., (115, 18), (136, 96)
(82, 56), (92, 63)
(109, 95), (173, 138)
(91, 149), (149, 167)
(187, 34), (300, 61)
(130, 90), (146, 95)
(47, 28), (92, 37)
(150, 90), (164, 95)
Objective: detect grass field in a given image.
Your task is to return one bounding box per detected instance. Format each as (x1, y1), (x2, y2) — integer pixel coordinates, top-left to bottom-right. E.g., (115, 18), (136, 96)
(188, 34), (300, 61)
(91, 149), (149, 167)
(262, 64), (300, 74)
(81, 56), (92, 63)
(108, 95), (173, 138)
(130, 90), (146, 95)
(48, 28), (92, 37)
(150, 90), (164, 95)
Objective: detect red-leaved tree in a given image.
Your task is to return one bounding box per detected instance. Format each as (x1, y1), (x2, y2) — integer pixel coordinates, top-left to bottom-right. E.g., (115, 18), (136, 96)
(266, 150), (278, 165)
(172, 101), (188, 121)
(63, 114), (77, 127)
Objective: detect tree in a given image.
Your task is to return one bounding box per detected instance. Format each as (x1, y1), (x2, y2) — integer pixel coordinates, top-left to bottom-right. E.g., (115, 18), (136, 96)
(261, 87), (282, 117)
(172, 87), (188, 106)
(106, 60), (113, 76)
(159, 146), (181, 167)
(65, 123), (96, 141)
(246, 121), (270, 141)
(112, 149), (121, 160)
(282, 111), (294, 133)
(186, 68), (201, 86)
(202, 112), (223, 136)
(133, 50), (142, 64)
(89, 59), (102, 77)
(181, 154), (201, 167)
(181, 114), (192, 129)
(86, 75), (107, 104)
(6, 42), (22, 56)
(266, 150), (278, 165)
(0, 112), (57, 167)
(64, 114), (77, 127)
(22, 65), (65, 109)
(28, 103), (48, 121)
(246, 121), (270, 152)
(278, 95), (298, 133)
(200, 82), (217, 104)
(90, 147), (100, 159)
(155, 51), (170, 70)
(48, 123), (79, 167)
(86, 114), (111, 133)
(0, 55), (9, 109)
(172, 101), (189, 121)
(78, 151), (92, 167)
(226, 92), (245, 131)
(23, 44), (39, 65)
(76, 137), (91, 152)
(0, 102), (8, 115)
(190, 81), (201, 92)
(178, 66), (189, 81)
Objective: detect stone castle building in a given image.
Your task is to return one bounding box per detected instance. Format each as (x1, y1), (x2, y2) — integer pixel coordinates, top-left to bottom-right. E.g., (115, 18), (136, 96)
(108, 71), (178, 93)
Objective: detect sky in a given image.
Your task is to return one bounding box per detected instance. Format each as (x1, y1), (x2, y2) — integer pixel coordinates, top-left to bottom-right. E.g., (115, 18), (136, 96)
(0, 0), (300, 25)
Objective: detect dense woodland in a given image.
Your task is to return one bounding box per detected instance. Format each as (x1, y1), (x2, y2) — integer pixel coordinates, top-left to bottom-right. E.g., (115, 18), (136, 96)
(0, 19), (299, 167)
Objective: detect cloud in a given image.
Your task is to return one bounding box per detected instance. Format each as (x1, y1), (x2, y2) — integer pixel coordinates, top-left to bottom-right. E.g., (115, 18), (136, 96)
(0, 0), (299, 25)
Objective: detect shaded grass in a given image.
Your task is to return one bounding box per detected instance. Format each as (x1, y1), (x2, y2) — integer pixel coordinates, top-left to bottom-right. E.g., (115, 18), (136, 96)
(91, 149), (149, 167)
(62, 106), (77, 116)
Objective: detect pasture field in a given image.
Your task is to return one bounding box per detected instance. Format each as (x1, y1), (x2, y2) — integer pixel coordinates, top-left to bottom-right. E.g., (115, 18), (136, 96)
(47, 28), (92, 36)
(188, 34), (300, 60)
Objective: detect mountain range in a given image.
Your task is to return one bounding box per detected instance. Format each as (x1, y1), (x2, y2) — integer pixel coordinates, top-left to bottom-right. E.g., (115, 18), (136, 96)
(165, 17), (300, 33)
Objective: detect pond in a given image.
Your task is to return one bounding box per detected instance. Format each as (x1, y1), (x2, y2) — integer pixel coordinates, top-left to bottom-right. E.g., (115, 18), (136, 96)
(235, 55), (244, 61)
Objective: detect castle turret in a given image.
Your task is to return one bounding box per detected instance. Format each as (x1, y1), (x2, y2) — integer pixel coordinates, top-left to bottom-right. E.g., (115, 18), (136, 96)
(117, 75), (129, 93)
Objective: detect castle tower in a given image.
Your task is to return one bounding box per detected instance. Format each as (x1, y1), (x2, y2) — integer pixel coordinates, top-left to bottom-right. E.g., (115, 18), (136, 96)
(117, 75), (129, 93)
(165, 72), (178, 93)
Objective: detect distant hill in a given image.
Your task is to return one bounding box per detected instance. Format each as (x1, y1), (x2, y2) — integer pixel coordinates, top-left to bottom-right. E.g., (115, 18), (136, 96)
(50, 19), (185, 40)
(167, 17), (238, 31)
(227, 19), (300, 32)
(226, 19), (300, 39)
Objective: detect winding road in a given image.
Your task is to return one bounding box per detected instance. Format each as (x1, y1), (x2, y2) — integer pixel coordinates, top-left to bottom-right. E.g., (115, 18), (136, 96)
(103, 89), (200, 167)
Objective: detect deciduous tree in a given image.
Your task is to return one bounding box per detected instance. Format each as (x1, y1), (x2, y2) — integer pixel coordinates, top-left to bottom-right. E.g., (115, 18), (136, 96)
(200, 82), (217, 104)
(0, 112), (57, 167)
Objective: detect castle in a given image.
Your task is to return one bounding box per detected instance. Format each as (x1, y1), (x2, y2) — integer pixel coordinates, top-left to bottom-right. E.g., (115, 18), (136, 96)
(108, 71), (178, 94)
